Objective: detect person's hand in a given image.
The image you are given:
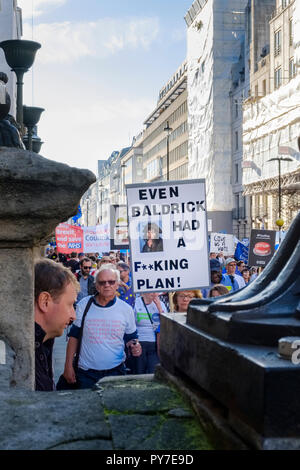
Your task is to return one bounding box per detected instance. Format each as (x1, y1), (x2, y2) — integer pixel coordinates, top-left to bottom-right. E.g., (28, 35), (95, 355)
(63, 365), (77, 384)
(153, 294), (163, 313)
(126, 340), (142, 357)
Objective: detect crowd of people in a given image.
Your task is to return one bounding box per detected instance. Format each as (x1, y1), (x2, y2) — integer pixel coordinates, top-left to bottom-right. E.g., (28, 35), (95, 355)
(34, 248), (261, 392)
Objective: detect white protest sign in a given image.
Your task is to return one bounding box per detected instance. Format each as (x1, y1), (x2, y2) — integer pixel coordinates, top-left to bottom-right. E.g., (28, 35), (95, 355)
(210, 233), (234, 254)
(83, 225), (110, 253)
(126, 179), (210, 293)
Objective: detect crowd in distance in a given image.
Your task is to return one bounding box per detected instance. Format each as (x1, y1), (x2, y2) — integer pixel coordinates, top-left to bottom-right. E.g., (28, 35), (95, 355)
(34, 247), (261, 391)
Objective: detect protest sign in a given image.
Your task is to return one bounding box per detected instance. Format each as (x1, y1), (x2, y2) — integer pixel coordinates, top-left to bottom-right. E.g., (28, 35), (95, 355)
(83, 225), (110, 253)
(210, 233), (234, 255)
(55, 223), (110, 254)
(126, 179), (210, 293)
(55, 223), (83, 254)
(110, 204), (129, 250)
(248, 229), (276, 267)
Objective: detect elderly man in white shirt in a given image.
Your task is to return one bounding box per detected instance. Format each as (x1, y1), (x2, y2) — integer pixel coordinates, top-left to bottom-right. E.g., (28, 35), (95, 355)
(62, 265), (142, 389)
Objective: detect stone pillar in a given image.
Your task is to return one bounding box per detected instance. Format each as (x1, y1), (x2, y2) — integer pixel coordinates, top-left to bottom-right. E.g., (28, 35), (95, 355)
(0, 147), (95, 390)
(0, 248), (35, 388)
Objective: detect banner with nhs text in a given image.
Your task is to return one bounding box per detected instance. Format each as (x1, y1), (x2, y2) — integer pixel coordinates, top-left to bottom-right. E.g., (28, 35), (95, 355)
(55, 223), (83, 254)
(126, 179), (210, 294)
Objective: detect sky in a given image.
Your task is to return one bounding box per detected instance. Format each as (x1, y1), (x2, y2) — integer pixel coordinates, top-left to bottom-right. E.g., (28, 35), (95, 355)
(17, 0), (192, 176)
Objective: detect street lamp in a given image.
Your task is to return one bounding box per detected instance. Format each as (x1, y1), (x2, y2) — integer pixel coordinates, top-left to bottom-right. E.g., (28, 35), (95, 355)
(267, 156), (293, 232)
(23, 132), (44, 153)
(23, 105), (44, 151)
(0, 39), (41, 132)
(164, 121), (173, 181)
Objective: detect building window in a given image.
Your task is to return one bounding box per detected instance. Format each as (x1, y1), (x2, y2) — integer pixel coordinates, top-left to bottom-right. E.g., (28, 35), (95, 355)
(274, 67), (282, 89)
(235, 194), (240, 218)
(289, 19), (293, 46)
(235, 163), (239, 183)
(255, 84), (258, 97)
(235, 131), (239, 151)
(234, 99), (238, 118)
(146, 158), (161, 181)
(289, 58), (296, 79)
(262, 79), (267, 96)
(274, 30), (281, 57)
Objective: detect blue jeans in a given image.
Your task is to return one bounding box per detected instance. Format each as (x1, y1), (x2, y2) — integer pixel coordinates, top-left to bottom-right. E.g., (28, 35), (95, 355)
(76, 363), (126, 389)
(134, 341), (159, 374)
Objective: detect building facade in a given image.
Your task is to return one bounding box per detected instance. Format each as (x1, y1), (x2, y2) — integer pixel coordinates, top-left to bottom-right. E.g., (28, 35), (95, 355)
(185, 0), (249, 235)
(243, 0), (300, 231)
(143, 61), (188, 183)
(229, 40), (252, 239)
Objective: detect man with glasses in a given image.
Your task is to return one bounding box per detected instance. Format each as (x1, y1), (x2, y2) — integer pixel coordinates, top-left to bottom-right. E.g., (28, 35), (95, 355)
(75, 257), (96, 303)
(221, 258), (246, 292)
(63, 266), (141, 389)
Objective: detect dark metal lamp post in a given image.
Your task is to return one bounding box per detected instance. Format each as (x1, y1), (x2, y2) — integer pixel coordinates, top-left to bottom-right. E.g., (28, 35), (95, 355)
(23, 105), (44, 151)
(267, 156), (293, 236)
(32, 135), (44, 154)
(23, 131), (44, 154)
(0, 39), (41, 131)
(164, 121), (173, 181)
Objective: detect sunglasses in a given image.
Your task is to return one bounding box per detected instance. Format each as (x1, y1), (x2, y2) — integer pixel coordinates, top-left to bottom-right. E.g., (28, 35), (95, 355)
(97, 280), (117, 286)
(83, 266), (92, 270)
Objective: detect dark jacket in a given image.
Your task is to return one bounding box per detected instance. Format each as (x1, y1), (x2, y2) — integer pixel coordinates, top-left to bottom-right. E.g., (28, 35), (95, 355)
(35, 323), (55, 391)
(142, 238), (164, 253)
(76, 272), (97, 296)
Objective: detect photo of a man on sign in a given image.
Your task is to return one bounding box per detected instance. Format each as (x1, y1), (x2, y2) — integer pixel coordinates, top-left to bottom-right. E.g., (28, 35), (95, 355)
(140, 221), (164, 253)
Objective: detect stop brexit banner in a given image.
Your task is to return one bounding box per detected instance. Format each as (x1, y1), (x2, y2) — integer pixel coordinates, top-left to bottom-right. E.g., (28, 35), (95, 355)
(55, 223), (110, 254)
(55, 224), (83, 254)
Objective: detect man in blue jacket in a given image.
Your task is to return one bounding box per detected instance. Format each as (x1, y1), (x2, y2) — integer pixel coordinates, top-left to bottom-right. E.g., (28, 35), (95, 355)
(221, 258), (245, 292)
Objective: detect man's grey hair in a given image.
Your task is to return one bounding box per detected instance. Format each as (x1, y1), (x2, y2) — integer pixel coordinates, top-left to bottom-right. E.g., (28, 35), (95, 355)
(95, 264), (120, 283)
